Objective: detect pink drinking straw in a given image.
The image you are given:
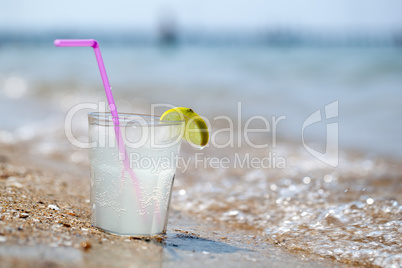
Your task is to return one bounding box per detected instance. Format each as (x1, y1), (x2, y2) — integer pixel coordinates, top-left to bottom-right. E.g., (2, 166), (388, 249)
(54, 39), (143, 212)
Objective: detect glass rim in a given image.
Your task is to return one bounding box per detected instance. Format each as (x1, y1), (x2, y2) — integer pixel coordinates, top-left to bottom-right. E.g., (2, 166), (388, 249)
(88, 112), (185, 126)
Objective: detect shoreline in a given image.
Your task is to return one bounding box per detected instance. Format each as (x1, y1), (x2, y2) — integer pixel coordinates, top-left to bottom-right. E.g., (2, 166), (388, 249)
(0, 145), (351, 268)
(0, 85), (401, 267)
(1, 44), (401, 266)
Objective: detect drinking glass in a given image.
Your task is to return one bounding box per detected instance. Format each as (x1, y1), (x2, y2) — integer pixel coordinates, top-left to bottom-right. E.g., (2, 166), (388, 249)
(88, 112), (184, 236)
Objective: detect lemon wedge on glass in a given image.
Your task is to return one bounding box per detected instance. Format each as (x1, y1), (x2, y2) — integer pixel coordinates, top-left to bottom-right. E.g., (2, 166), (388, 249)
(160, 107), (209, 147)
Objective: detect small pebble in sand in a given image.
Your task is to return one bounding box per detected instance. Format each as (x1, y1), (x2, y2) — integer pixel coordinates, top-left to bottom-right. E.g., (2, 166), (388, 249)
(61, 222), (71, 227)
(81, 241), (92, 251)
(47, 205), (60, 211)
(19, 213), (29, 218)
(0, 236), (7, 242)
(7, 181), (23, 188)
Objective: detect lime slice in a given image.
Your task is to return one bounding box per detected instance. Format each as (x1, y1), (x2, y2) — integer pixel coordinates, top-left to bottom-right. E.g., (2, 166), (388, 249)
(160, 107), (209, 147)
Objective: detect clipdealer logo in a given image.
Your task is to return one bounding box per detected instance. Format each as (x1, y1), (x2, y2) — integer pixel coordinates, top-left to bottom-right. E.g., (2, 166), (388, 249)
(302, 101), (339, 167)
(64, 100), (339, 169)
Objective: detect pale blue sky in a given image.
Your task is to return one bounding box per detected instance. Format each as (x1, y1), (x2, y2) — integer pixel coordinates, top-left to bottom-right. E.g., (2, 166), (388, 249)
(1, 0), (402, 32)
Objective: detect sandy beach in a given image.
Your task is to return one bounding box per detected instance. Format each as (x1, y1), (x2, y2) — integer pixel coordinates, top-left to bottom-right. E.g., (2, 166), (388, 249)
(0, 44), (401, 267)
(1, 131), (401, 268)
(0, 142), (354, 268)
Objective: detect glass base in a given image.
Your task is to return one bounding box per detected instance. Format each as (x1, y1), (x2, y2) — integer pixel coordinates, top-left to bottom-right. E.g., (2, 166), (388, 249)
(93, 224), (167, 238)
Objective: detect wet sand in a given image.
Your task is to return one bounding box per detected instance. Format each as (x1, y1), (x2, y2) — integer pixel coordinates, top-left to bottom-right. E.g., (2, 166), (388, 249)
(0, 144), (353, 268)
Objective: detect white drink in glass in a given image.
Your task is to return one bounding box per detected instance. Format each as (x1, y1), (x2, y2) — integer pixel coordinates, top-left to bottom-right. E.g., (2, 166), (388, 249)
(88, 112), (184, 236)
